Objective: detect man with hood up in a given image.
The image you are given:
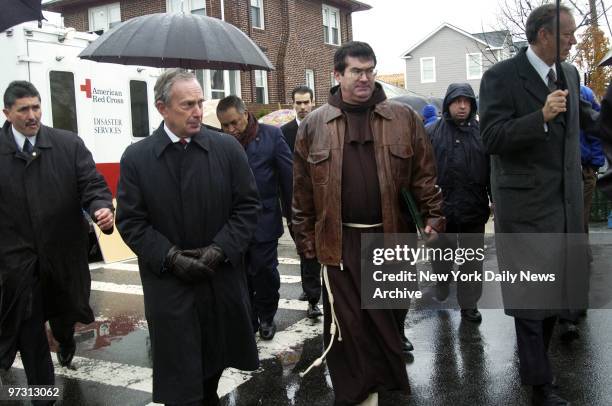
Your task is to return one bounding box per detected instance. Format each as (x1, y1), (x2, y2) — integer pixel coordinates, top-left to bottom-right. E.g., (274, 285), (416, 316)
(426, 83), (490, 323)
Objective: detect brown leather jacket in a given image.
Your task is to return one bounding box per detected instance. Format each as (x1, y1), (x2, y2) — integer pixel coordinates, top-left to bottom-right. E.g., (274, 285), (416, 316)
(292, 100), (445, 266)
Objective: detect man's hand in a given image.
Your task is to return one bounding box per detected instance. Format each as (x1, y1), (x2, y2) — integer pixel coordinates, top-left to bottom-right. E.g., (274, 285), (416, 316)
(165, 246), (213, 282)
(183, 244), (226, 271)
(94, 208), (114, 231)
(542, 90), (568, 122)
(423, 225), (439, 245)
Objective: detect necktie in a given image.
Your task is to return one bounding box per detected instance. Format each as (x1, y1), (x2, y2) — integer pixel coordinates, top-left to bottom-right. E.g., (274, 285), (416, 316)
(178, 138), (188, 149)
(23, 138), (33, 155)
(547, 69), (557, 92)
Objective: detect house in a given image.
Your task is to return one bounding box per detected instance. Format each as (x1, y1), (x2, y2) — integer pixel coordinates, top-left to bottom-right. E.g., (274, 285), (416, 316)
(43, 0), (371, 105)
(400, 23), (520, 98)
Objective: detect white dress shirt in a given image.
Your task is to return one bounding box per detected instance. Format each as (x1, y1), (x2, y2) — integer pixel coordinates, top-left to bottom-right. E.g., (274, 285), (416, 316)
(12, 125), (37, 152)
(164, 123), (191, 144)
(526, 45), (556, 88)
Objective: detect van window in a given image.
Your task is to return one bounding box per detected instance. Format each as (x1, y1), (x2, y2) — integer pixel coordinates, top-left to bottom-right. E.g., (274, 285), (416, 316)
(130, 80), (150, 138)
(49, 71), (78, 133)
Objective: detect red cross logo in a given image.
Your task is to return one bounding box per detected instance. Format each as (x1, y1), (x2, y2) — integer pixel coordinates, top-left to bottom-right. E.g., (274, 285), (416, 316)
(80, 79), (92, 98)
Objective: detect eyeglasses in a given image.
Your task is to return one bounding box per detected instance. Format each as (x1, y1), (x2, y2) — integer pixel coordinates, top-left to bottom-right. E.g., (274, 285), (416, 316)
(347, 67), (377, 79)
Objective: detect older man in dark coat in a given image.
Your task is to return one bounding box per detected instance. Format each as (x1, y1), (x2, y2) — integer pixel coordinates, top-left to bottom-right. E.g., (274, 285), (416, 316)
(479, 5), (598, 405)
(0, 81), (114, 393)
(217, 95), (293, 341)
(116, 70), (261, 405)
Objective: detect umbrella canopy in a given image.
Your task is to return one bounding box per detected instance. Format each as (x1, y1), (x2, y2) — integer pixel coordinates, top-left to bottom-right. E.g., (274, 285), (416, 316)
(392, 95), (443, 117)
(258, 109), (295, 127)
(0, 0), (44, 33)
(79, 13), (274, 71)
(376, 80), (411, 98)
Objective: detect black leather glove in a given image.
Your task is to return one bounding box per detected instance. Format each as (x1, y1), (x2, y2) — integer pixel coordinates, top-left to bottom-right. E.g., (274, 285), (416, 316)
(183, 244), (226, 271)
(164, 246), (213, 283)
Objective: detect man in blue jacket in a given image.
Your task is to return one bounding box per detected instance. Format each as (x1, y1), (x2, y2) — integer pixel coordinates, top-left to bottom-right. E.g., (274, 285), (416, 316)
(217, 96), (293, 340)
(422, 103), (439, 127)
(579, 85), (605, 235)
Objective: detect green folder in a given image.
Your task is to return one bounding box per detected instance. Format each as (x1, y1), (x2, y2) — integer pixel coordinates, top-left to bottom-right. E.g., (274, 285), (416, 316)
(401, 187), (424, 238)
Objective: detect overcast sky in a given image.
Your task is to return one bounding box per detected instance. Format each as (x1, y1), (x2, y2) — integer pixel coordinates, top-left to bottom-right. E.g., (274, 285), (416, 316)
(352, 0), (512, 74)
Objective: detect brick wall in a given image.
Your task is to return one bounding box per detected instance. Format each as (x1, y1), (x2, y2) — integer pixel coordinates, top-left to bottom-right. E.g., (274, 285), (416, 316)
(58, 0), (165, 31)
(47, 0), (358, 104)
(282, 0), (352, 105)
(121, 0), (165, 21)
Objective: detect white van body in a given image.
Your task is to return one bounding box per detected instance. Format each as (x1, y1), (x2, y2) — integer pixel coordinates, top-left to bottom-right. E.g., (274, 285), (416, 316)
(0, 14), (163, 194)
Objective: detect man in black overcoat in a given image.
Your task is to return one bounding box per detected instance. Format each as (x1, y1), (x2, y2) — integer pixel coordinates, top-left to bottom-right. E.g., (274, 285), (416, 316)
(479, 5), (598, 405)
(0, 81), (114, 396)
(116, 69), (261, 405)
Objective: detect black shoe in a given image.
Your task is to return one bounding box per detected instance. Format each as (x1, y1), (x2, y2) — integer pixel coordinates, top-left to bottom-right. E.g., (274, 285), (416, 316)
(57, 340), (76, 367)
(307, 303), (322, 319)
(259, 320), (277, 340)
(401, 336), (414, 353)
(558, 321), (579, 342)
(461, 308), (482, 323)
(298, 292), (308, 301)
(532, 384), (570, 406)
(435, 283), (449, 302)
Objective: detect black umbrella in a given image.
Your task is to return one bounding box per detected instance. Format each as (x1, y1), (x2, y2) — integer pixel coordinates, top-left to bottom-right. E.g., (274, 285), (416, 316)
(79, 13), (274, 71)
(392, 95), (443, 117)
(555, 0), (566, 89)
(0, 0), (44, 33)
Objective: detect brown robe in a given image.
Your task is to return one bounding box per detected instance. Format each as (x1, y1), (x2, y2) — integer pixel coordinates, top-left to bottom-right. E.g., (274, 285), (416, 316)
(322, 86), (410, 405)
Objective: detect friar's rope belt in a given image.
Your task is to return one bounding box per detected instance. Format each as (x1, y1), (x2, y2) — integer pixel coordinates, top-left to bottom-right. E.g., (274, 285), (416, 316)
(342, 222), (383, 228)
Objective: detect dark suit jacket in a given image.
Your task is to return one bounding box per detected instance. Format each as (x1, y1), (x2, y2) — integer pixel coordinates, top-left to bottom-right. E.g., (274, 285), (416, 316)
(479, 47), (598, 319)
(246, 123), (293, 242)
(280, 118), (298, 152)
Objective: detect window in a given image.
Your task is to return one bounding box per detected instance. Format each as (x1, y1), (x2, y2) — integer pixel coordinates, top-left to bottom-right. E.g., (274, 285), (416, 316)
(196, 70), (240, 100)
(49, 71), (78, 133)
(210, 70), (226, 99)
(254, 70), (268, 104)
(130, 81), (150, 138)
(167, 0), (206, 14)
(250, 0), (264, 29)
(322, 4), (340, 45)
(420, 57), (436, 83)
(331, 72), (338, 87)
(229, 71), (238, 96)
(466, 53), (483, 80)
(89, 3), (121, 32)
(305, 69), (315, 99)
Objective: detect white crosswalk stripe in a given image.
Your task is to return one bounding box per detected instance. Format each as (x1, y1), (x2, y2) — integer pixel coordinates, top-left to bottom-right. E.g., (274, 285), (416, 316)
(12, 317), (322, 400)
(9, 254), (321, 403)
(89, 256), (301, 272)
(90, 281), (309, 311)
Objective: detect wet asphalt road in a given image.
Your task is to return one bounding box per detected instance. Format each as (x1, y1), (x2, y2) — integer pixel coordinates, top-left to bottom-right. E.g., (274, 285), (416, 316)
(1, 226), (612, 406)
